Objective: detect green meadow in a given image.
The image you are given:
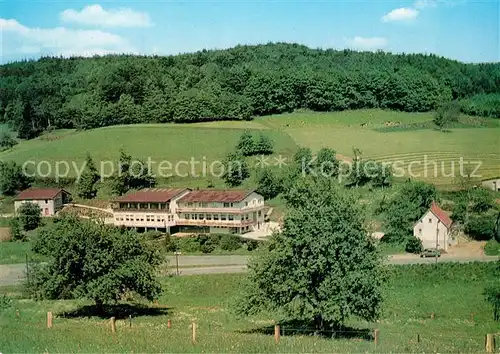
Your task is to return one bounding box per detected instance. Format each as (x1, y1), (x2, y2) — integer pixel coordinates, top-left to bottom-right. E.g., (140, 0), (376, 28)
(0, 109), (498, 186)
(0, 263), (498, 353)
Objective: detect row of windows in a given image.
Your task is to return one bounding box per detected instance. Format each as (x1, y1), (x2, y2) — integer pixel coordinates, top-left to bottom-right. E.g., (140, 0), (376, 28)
(184, 212), (260, 221)
(116, 215), (174, 223)
(184, 200), (262, 208)
(185, 213), (234, 221)
(118, 203), (169, 210)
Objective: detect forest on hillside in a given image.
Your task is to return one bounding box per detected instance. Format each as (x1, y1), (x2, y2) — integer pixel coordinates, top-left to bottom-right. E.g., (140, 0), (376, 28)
(1, 43), (499, 139)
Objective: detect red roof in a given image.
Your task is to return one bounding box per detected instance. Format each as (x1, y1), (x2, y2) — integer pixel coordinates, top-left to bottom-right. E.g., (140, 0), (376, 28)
(114, 188), (189, 203)
(430, 201), (453, 228)
(15, 188), (66, 201)
(178, 189), (255, 203)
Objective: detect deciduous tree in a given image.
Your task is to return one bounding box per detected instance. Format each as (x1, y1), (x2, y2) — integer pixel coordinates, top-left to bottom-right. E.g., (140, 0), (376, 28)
(77, 153), (100, 199)
(17, 202), (42, 231)
(28, 216), (162, 308)
(236, 177), (384, 331)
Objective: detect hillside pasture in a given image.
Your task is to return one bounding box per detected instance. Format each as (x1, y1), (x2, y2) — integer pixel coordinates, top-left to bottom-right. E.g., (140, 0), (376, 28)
(0, 109), (498, 187)
(259, 109), (500, 186)
(0, 125), (297, 178)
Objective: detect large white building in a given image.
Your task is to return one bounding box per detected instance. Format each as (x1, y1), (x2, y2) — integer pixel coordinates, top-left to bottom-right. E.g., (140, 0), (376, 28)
(111, 188), (266, 234)
(413, 202), (452, 251)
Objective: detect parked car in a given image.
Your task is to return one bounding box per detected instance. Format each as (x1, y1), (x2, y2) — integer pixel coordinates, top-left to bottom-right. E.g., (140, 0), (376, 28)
(420, 248), (441, 258)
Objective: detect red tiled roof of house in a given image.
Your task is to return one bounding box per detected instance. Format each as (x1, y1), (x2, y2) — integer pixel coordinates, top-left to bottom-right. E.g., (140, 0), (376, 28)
(178, 189), (255, 203)
(114, 188), (189, 203)
(15, 188), (66, 201)
(430, 201), (453, 228)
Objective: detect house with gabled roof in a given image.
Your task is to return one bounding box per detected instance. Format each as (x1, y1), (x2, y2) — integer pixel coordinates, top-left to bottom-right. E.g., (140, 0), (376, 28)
(14, 188), (71, 216)
(413, 201), (453, 251)
(110, 188), (190, 233)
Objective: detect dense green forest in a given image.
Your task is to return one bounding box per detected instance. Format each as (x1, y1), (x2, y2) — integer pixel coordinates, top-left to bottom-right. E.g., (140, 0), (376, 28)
(1, 43), (499, 139)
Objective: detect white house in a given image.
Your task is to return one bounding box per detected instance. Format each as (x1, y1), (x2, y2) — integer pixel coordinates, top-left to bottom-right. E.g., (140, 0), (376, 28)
(413, 202), (453, 251)
(14, 188), (71, 216)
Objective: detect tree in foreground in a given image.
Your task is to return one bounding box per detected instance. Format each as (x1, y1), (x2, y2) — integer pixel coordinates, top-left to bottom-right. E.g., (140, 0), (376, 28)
(17, 202), (42, 231)
(235, 177), (384, 331)
(28, 216), (162, 308)
(77, 153), (100, 199)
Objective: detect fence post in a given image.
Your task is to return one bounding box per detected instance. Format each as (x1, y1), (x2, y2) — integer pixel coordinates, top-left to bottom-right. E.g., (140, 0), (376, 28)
(417, 334), (420, 343)
(373, 328), (380, 346)
(486, 334), (495, 353)
(129, 315), (132, 328)
(110, 317), (116, 333)
(167, 319), (172, 328)
(47, 312), (53, 328)
(191, 322), (196, 344)
(430, 312), (435, 320)
(274, 324), (280, 344)
(16, 309), (20, 318)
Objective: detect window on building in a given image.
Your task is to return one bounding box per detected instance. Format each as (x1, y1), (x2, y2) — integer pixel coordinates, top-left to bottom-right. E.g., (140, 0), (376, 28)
(418, 228), (422, 235)
(224, 202), (230, 208)
(228, 215), (234, 221)
(199, 214), (204, 220)
(187, 202), (193, 207)
(193, 214), (198, 220)
(428, 218), (432, 223)
(45, 199), (48, 204)
(245, 202), (248, 207)
(246, 214), (249, 220)
(258, 211), (261, 217)
(221, 214), (227, 221)
(214, 214), (219, 220)
(207, 214), (212, 220)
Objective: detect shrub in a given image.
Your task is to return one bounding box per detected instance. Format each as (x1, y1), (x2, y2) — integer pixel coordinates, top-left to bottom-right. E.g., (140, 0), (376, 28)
(18, 203), (42, 231)
(405, 237), (423, 254)
(245, 239), (260, 251)
(484, 239), (500, 256)
(144, 230), (164, 240)
(198, 234), (221, 253)
(10, 217), (24, 242)
(0, 294), (12, 310)
(174, 237), (203, 253)
(465, 214), (495, 241)
(219, 234), (242, 251)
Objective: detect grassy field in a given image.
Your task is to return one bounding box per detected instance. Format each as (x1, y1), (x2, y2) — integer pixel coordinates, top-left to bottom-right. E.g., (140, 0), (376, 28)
(0, 109), (498, 188)
(0, 262), (498, 352)
(260, 110), (500, 186)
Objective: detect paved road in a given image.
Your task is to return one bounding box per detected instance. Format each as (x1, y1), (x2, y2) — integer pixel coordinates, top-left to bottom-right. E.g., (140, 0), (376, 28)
(1, 255), (498, 286)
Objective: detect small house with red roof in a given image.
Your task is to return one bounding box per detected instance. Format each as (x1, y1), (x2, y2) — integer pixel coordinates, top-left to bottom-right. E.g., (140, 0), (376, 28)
(14, 188), (71, 216)
(413, 201), (453, 251)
